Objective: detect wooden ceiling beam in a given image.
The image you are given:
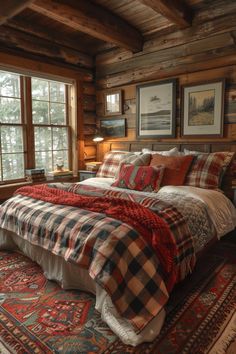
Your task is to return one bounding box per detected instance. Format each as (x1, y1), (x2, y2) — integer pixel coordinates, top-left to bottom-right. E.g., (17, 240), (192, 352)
(0, 25), (94, 68)
(29, 0), (143, 52)
(139, 0), (192, 29)
(8, 18), (93, 55)
(0, 1), (35, 25)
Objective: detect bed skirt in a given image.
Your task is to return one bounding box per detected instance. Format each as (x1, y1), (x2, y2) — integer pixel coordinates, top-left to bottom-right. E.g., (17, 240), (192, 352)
(0, 228), (165, 346)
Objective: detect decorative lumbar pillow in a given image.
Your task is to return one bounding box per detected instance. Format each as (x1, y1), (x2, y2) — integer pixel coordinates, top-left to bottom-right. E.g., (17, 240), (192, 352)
(150, 154), (194, 186)
(142, 147), (180, 156)
(185, 152), (235, 189)
(112, 164), (165, 192)
(96, 151), (133, 178)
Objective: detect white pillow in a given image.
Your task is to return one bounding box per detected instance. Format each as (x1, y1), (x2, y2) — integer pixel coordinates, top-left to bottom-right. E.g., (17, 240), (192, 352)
(142, 147), (180, 156)
(184, 148), (207, 156)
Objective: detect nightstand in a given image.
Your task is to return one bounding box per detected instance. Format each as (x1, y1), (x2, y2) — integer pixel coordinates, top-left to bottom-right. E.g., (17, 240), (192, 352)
(79, 170), (97, 181)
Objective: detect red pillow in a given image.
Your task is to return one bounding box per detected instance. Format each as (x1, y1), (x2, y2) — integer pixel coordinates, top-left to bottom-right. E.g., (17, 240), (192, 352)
(150, 154), (194, 186)
(112, 164), (164, 192)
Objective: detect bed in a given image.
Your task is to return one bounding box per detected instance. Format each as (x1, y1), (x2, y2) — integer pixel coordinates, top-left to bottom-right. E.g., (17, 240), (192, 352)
(0, 146), (236, 346)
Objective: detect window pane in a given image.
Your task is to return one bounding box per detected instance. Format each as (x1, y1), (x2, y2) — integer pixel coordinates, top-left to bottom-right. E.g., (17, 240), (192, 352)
(50, 82), (65, 103)
(35, 151), (52, 172)
(34, 127), (52, 151)
(2, 153), (24, 180)
(32, 78), (49, 101)
(32, 100), (49, 124)
(53, 150), (69, 170)
(1, 126), (23, 153)
(50, 103), (66, 125)
(0, 71), (20, 98)
(0, 97), (21, 123)
(52, 127), (68, 150)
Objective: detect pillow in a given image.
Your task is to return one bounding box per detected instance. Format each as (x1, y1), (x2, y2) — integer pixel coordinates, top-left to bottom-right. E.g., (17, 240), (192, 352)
(96, 151), (133, 178)
(185, 152), (234, 190)
(120, 153), (151, 166)
(150, 154), (194, 186)
(115, 153), (151, 177)
(221, 153), (236, 199)
(112, 164), (165, 192)
(184, 148), (207, 156)
(142, 147), (180, 156)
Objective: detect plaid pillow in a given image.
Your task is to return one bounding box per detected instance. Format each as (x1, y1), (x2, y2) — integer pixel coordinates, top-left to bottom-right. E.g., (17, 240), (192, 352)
(112, 164), (165, 192)
(96, 151), (133, 178)
(185, 152), (234, 189)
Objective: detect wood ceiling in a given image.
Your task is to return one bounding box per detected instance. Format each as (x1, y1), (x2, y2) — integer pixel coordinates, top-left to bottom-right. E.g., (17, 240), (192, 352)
(0, 0), (229, 71)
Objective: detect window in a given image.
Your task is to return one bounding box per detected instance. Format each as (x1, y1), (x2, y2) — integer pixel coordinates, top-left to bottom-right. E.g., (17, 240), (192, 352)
(0, 69), (72, 184)
(0, 71), (24, 182)
(32, 78), (69, 172)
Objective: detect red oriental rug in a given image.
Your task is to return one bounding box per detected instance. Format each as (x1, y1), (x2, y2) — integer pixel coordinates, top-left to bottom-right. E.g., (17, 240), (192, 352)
(0, 241), (235, 353)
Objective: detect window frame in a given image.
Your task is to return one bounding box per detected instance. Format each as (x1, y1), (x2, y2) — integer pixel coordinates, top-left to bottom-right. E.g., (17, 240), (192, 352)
(0, 75), (26, 184)
(0, 72), (73, 185)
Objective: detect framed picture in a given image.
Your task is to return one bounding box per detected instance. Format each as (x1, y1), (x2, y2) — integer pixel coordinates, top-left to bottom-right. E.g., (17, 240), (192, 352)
(100, 118), (126, 138)
(136, 79), (176, 138)
(181, 79), (225, 137)
(104, 90), (122, 116)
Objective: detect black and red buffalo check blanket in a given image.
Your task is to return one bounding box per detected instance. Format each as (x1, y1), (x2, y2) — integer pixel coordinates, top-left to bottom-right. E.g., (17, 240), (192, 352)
(0, 183), (196, 332)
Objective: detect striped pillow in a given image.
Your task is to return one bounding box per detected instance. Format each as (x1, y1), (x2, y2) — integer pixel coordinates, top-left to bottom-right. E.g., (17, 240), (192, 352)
(185, 152), (234, 189)
(112, 164), (165, 192)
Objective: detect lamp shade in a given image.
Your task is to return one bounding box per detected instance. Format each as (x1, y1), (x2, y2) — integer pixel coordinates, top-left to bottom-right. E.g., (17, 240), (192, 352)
(93, 132), (104, 142)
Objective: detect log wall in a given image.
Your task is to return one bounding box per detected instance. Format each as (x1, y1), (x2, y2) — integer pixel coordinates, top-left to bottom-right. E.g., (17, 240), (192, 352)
(82, 82), (97, 163)
(94, 1), (236, 160)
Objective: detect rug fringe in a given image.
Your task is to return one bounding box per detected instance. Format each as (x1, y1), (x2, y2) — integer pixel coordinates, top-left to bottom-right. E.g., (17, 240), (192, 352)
(0, 341), (12, 354)
(209, 311), (236, 354)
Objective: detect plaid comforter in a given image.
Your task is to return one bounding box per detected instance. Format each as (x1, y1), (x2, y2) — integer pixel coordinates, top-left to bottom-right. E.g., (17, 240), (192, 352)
(0, 183), (196, 332)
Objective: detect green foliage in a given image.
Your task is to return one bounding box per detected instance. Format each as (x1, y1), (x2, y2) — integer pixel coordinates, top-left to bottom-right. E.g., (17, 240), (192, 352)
(0, 73), (69, 180)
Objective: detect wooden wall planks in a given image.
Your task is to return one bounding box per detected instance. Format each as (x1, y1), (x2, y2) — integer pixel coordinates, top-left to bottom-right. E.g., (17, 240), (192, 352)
(93, 3), (236, 161)
(82, 83), (97, 163)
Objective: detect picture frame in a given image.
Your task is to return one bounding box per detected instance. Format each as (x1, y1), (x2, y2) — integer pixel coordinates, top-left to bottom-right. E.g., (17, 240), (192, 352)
(104, 90), (122, 116)
(100, 118), (126, 138)
(136, 79), (176, 138)
(181, 79), (225, 137)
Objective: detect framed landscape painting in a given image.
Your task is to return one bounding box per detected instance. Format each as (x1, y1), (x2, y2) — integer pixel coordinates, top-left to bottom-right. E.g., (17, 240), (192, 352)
(181, 79), (225, 137)
(136, 79), (176, 138)
(100, 118), (126, 138)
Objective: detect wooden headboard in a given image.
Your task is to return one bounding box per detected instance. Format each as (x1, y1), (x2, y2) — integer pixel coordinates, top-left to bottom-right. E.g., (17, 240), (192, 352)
(99, 141), (236, 155)
(98, 141), (236, 200)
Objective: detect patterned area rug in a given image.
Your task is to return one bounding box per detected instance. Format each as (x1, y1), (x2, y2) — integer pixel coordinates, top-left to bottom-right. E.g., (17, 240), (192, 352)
(0, 241), (235, 353)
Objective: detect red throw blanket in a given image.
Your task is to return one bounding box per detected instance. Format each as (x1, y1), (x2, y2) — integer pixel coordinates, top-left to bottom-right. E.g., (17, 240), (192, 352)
(15, 184), (178, 291)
